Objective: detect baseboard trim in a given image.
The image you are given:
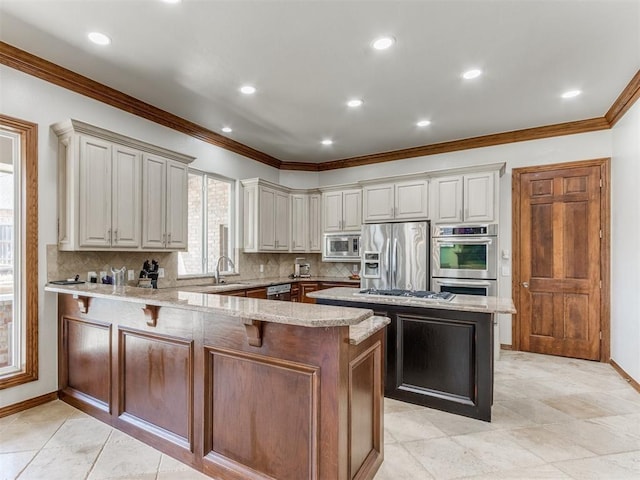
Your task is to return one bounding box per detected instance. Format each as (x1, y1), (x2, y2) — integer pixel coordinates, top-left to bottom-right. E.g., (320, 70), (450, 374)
(0, 391), (59, 418)
(610, 359), (640, 394)
(500, 344), (513, 351)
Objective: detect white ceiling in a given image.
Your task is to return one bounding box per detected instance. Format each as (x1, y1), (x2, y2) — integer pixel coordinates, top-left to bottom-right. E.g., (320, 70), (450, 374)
(1, 0), (639, 164)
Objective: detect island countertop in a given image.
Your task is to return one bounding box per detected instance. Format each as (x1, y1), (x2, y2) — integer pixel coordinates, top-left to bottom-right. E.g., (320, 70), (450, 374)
(45, 282), (374, 327)
(307, 287), (517, 314)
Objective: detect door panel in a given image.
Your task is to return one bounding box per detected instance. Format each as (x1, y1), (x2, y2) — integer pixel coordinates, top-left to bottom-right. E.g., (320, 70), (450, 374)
(518, 164), (601, 360)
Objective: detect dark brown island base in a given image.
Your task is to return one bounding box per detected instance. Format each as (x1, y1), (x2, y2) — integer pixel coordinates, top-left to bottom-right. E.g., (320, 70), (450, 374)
(45, 283), (389, 480)
(308, 287), (516, 422)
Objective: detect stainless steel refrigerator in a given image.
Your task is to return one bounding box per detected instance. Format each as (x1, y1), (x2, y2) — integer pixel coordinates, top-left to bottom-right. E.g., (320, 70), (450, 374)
(360, 221), (429, 291)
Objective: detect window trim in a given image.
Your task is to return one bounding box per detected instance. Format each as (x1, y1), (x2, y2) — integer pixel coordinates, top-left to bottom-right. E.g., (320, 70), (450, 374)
(178, 169), (235, 278)
(0, 114), (38, 390)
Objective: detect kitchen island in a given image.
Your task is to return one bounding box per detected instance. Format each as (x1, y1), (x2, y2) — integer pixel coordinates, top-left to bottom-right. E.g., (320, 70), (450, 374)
(308, 287), (516, 422)
(45, 283), (389, 480)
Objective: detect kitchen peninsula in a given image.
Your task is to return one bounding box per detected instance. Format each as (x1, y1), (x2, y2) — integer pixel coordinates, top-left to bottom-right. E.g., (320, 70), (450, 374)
(45, 283), (388, 480)
(308, 287), (516, 422)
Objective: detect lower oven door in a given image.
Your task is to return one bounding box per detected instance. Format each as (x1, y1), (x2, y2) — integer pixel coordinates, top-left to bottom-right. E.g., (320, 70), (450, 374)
(431, 278), (497, 296)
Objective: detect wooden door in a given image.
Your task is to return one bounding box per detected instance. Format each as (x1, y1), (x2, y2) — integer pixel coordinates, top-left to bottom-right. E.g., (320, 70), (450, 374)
(514, 160), (609, 361)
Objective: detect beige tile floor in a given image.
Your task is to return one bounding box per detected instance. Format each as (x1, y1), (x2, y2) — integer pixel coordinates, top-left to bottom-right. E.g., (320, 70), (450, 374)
(1, 351), (639, 479)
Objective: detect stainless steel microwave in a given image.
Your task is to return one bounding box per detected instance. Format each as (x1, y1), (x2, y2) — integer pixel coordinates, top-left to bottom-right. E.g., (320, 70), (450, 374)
(323, 234), (361, 262)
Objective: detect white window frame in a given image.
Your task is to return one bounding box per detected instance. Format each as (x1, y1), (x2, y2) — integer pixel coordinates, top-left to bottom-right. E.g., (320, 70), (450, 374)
(178, 169), (236, 278)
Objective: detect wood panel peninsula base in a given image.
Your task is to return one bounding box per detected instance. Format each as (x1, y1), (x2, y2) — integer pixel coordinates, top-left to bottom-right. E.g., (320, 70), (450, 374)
(46, 284), (389, 480)
(309, 287), (517, 422)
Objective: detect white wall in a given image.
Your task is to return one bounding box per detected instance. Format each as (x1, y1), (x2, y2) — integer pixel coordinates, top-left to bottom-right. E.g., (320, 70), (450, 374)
(317, 131), (614, 345)
(611, 100), (640, 382)
(0, 66), (280, 408)
(1, 61), (633, 408)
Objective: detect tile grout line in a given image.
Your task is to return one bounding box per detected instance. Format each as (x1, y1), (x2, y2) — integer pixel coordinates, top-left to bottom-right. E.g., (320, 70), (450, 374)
(83, 426), (116, 480)
(15, 414), (69, 479)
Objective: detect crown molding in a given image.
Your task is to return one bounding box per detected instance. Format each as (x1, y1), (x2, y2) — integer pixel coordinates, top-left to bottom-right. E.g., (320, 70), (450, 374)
(313, 117), (610, 172)
(1, 42), (637, 173)
(605, 69), (640, 127)
(0, 42), (282, 169)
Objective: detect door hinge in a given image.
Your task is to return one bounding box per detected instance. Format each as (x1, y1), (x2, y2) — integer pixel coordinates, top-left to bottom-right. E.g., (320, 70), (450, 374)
(599, 331), (602, 340)
(599, 229), (602, 239)
(599, 178), (603, 188)
(600, 280), (602, 289)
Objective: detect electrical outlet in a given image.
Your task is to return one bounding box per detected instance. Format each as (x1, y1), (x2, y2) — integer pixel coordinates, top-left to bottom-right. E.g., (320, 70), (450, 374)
(260, 264), (264, 273)
(128, 269), (135, 281)
(158, 268), (165, 278)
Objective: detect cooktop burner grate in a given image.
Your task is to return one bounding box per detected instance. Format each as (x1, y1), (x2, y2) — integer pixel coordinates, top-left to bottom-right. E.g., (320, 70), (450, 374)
(356, 289), (455, 301)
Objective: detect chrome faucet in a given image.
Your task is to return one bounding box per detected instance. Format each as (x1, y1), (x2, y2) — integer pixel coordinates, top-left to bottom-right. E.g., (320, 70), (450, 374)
(214, 255), (235, 284)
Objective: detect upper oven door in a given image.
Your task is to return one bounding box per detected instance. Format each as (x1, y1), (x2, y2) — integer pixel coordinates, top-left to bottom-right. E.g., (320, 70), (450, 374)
(432, 236), (497, 279)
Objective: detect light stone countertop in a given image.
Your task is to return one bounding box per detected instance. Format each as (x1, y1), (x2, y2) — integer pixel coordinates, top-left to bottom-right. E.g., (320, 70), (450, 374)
(307, 287), (517, 314)
(349, 316), (391, 345)
(177, 276), (359, 294)
(45, 283), (374, 328)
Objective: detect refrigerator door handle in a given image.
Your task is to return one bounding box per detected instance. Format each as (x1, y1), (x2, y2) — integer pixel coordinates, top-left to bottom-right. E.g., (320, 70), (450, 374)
(392, 238), (398, 287)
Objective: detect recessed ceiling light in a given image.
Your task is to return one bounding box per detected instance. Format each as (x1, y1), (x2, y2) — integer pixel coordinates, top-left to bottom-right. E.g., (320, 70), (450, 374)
(87, 32), (111, 46)
(321, 139), (333, 146)
(416, 120), (431, 127)
(347, 99), (363, 108)
(221, 127), (232, 133)
(372, 36), (395, 50)
(240, 85), (256, 95)
(462, 69), (482, 80)
(561, 89), (582, 99)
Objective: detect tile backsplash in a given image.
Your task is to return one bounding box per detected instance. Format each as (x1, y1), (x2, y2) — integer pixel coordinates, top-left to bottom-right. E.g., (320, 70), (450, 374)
(46, 245), (360, 288)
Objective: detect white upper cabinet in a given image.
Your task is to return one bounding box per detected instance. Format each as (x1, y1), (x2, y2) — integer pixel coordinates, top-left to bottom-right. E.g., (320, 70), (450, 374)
(432, 171), (497, 224)
(308, 194), (322, 252)
(53, 119), (194, 251)
(290, 193), (322, 252)
(363, 179), (428, 223)
(322, 188), (362, 232)
(242, 179), (290, 252)
(290, 194), (308, 252)
(142, 155), (188, 250)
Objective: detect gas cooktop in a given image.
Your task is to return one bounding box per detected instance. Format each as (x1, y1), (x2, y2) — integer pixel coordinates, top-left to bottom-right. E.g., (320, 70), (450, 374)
(356, 289), (455, 301)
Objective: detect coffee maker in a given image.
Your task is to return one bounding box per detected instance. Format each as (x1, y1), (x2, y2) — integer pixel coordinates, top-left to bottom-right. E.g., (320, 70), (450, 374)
(294, 257), (311, 278)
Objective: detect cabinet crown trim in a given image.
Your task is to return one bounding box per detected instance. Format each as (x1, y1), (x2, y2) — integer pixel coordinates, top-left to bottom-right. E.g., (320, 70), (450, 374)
(52, 119), (196, 164)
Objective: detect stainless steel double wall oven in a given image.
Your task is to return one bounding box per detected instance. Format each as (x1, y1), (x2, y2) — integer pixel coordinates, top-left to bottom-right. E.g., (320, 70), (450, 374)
(431, 224), (498, 296)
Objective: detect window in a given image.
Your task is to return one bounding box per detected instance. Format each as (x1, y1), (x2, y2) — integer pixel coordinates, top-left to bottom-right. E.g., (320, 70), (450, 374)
(0, 115), (38, 389)
(178, 170), (235, 276)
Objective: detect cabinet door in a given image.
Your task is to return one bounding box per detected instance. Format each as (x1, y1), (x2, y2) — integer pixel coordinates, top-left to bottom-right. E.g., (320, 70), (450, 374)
(464, 172), (495, 223)
(112, 145), (141, 248)
(142, 155), (167, 249)
(258, 186), (276, 250)
(166, 161), (188, 249)
(432, 176), (463, 223)
(274, 190), (290, 250)
(308, 194), (322, 252)
(290, 194), (308, 252)
(342, 189), (362, 232)
(79, 136), (112, 248)
(363, 184), (394, 223)
(246, 287), (268, 299)
(322, 191), (343, 232)
(300, 283), (319, 303)
(395, 180), (429, 220)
